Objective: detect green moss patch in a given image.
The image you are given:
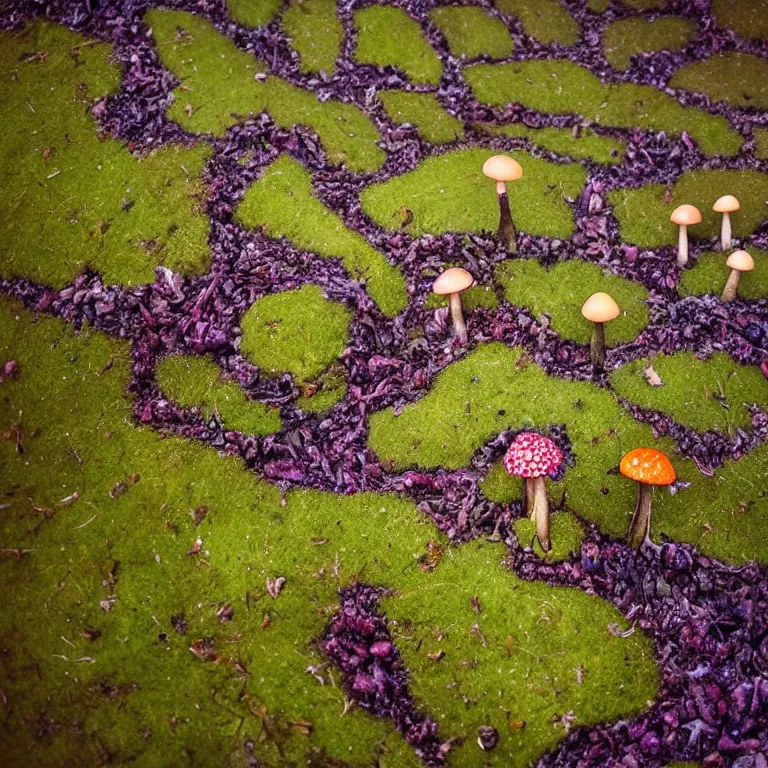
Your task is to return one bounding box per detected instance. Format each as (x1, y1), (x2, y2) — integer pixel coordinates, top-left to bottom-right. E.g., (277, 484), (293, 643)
(587, 0), (610, 12)
(156, 355), (281, 434)
(607, 170), (768, 248)
(430, 6), (514, 59)
(227, 0), (281, 28)
(466, 60), (741, 157)
(610, 352), (768, 435)
(382, 538), (658, 767)
(283, 0), (343, 74)
(240, 284), (349, 385)
(622, 0), (666, 9)
(0, 21), (210, 289)
(713, 0), (768, 40)
(604, 17), (696, 71)
(679, 249), (768, 300)
(496, 259), (649, 346)
(148, 9), (385, 172)
(495, 0), (580, 45)
(514, 511), (585, 562)
(361, 148), (586, 239)
(671, 53), (768, 109)
(353, 6), (443, 85)
(235, 155), (407, 316)
(478, 122), (625, 164)
(295, 364), (347, 413)
(754, 127), (768, 159)
(379, 91), (464, 145)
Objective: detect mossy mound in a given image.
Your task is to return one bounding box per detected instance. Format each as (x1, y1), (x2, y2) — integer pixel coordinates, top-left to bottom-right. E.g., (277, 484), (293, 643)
(713, 0), (768, 40)
(0, 21), (210, 289)
(148, 9), (385, 172)
(494, 0), (580, 45)
(610, 352), (768, 435)
(478, 122), (625, 164)
(235, 155), (407, 317)
(514, 511), (586, 562)
(0, 299), (662, 765)
(156, 355), (281, 434)
(608, 171), (768, 248)
(587, 0), (610, 12)
(466, 60), (741, 157)
(283, 0), (343, 74)
(430, 6), (514, 59)
(382, 539), (657, 768)
(226, 0), (281, 28)
(679, 249), (768, 300)
(496, 259), (650, 346)
(603, 17), (696, 71)
(622, 0), (666, 9)
(671, 52), (768, 110)
(295, 363), (347, 413)
(379, 91), (464, 145)
(754, 127), (768, 159)
(240, 284), (350, 384)
(353, 6), (443, 85)
(361, 148), (586, 239)
(369, 343), (768, 564)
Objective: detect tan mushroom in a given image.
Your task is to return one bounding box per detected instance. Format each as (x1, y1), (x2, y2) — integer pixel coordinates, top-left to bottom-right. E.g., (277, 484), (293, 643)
(713, 195), (740, 251)
(581, 292), (620, 373)
(482, 155), (523, 253)
(433, 267), (475, 344)
(670, 204), (702, 267)
(721, 249), (754, 302)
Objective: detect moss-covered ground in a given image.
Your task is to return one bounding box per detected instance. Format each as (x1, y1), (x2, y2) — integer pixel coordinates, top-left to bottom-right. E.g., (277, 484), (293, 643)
(496, 259), (650, 346)
(361, 148), (586, 238)
(3, 2), (768, 765)
(466, 60), (742, 156)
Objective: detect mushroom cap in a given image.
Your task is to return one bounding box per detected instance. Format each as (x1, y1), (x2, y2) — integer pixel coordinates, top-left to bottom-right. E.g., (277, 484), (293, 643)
(581, 292), (620, 323)
(433, 267), (474, 295)
(713, 194), (740, 213)
(620, 448), (676, 486)
(503, 432), (563, 479)
(670, 204), (702, 226)
(726, 249), (754, 272)
(482, 155), (523, 183)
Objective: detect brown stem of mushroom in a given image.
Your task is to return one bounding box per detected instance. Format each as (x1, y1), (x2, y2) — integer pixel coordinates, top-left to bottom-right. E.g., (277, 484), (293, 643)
(627, 483), (653, 549)
(721, 268), (741, 302)
(448, 292), (467, 344)
(590, 321), (606, 373)
(524, 477), (535, 516)
(530, 475), (550, 552)
(677, 224), (688, 267)
(720, 212), (731, 251)
(497, 191), (517, 254)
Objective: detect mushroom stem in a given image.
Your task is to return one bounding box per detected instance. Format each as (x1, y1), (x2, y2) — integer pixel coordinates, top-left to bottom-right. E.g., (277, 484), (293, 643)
(627, 483), (653, 549)
(677, 224), (689, 267)
(524, 477), (536, 516)
(497, 190), (517, 254)
(448, 292), (467, 344)
(721, 268), (741, 302)
(720, 212), (732, 251)
(590, 321), (607, 373)
(530, 475), (550, 552)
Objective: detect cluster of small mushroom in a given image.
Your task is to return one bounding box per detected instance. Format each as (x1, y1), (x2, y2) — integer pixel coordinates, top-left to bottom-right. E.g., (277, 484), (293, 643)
(671, 195), (755, 301)
(503, 433), (676, 553)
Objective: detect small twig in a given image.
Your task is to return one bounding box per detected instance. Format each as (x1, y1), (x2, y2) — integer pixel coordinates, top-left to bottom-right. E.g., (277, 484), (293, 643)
(72, 514), (97, 530)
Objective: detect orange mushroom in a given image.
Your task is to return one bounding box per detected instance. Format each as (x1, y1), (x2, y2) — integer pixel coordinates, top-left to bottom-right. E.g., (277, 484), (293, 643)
(713, 195), (740, 251)
(721, 249), (754, 302)
(620, 448), (676, 549)
(433, 267), (474, 344)
(482, 155), (523, 253)
(581, 292), (620, 373)
(670, 204), (702, 267)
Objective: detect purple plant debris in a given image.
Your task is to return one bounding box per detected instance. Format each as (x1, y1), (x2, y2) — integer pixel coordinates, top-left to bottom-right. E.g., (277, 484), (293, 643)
(2, 0), (768, 765)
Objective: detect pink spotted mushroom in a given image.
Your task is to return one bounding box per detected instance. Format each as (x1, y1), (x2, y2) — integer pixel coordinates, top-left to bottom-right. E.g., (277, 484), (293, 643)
(503, 432), (563, 553)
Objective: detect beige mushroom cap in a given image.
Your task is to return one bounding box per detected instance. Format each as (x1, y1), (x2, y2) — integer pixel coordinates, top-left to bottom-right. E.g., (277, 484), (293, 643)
(581, 292), (620, 323)
(670, 204), (702, 226)
(482, 155), (523, 183)
(726, 250), (754, 272)
(433, 267), (474, 295)
(713, 195), (740, 213)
